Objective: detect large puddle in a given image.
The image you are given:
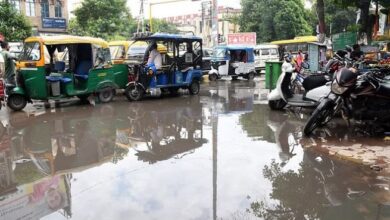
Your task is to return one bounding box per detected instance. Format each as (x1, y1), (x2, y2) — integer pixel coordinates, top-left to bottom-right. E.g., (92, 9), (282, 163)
(0, 80), (389, 220)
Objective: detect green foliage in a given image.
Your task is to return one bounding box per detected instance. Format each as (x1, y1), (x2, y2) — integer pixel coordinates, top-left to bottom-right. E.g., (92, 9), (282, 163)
(239, 0), (313, 42)
(0, 2), (32, 42)
(316, 0), (357, 34)
(148, 19), (179, 34)
(69, 0), (137, 40)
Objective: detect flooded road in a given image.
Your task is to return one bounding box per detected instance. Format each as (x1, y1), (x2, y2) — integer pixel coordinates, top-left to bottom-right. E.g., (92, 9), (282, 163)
(0, 79), (389, 220)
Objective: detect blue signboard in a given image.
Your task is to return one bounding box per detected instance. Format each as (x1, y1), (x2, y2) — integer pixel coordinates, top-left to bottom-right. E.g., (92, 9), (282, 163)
(42, 18), (67, 29)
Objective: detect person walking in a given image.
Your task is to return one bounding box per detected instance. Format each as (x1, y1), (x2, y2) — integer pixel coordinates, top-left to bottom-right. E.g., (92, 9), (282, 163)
(0, 41), (17, 85)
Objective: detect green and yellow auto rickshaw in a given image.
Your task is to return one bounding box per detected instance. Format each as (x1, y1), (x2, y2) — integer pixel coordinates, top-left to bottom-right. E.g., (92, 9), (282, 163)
(109, 40), (134, 87)
(9, 35), (127, 111)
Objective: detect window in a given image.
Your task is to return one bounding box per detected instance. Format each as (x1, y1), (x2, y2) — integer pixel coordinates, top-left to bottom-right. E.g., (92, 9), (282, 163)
(10, 0), (20, 13)
(261, 49), (270, 56)
(41, 0), (49, 18)
(55, 0), (62, 18)
(25, 0), (35, 17)
(270, 49), (278, 55)
(20, 42), (41, 61)
(109, 45), (125, 60)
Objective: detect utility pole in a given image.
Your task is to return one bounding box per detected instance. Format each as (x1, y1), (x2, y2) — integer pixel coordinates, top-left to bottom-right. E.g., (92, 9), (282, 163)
(211, 0), (218, 47)
(137, 0), (145, 33)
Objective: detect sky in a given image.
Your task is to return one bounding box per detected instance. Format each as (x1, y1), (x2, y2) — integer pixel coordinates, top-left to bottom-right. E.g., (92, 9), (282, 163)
(69, 0), (240, 18)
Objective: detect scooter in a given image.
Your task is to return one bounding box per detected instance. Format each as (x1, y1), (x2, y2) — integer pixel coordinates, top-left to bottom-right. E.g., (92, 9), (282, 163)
(268, 64), (331, 110)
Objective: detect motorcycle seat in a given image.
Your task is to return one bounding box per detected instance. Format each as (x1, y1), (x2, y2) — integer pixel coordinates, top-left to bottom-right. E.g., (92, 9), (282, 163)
(377, 83), (390, 96)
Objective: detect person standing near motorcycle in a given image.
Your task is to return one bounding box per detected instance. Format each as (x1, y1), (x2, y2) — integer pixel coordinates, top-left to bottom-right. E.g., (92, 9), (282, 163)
(350, 44), (364, 61)
(281, 55), (295, 98)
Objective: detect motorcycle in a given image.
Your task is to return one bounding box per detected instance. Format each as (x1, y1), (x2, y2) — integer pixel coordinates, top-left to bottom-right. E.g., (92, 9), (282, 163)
(304, 67), (390, 136)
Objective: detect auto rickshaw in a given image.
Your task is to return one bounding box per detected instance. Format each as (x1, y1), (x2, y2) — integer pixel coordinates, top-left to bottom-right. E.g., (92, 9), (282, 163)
(124, 33), (203, 101)
(108, 40), (135, 88)
(208, 45), (256, 81)
(9, 35), (126, 111)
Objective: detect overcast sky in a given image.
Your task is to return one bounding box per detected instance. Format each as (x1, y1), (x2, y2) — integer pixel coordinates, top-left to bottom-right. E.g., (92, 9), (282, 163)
(68, 0), (241, 18)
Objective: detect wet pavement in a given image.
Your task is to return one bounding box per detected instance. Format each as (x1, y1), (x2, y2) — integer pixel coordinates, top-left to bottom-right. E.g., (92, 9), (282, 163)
(0, 78), (389, 220)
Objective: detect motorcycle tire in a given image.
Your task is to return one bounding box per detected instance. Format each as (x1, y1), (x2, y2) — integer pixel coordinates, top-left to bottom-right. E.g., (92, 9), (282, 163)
(304, 98), (335, 136)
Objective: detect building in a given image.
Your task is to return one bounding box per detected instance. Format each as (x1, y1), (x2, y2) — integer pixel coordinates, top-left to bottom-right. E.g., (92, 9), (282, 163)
(5, 0), (68, 35)
(163, 5), (241, 47)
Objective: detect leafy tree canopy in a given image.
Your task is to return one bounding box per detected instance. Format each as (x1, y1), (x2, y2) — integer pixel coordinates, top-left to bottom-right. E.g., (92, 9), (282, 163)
(69, 0), (137, 40)
(239, 0), (313, 42)
(0, 1), (32, 42)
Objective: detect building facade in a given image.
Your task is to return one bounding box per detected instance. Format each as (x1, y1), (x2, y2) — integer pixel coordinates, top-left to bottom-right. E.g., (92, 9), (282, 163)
(5, 0), (68, 35)
(163, 6), (241, 47)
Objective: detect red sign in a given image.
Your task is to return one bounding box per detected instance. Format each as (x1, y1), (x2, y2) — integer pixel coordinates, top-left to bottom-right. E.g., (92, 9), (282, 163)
(227, 33), (257, 45)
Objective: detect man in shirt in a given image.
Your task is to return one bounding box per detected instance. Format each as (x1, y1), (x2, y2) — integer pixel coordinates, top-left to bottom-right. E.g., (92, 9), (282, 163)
(1, 41), (16, 85)
(350, 44), (364, 61)
(147, 42), (162, 70)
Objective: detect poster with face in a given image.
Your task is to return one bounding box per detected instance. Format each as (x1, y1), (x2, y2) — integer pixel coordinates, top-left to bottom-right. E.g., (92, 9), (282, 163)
(0, 175), (70, 220)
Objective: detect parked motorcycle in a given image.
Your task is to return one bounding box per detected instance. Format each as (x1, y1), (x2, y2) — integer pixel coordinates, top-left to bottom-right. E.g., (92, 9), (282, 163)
(304, 67), (390, 136)
(268, 49), (356, 110)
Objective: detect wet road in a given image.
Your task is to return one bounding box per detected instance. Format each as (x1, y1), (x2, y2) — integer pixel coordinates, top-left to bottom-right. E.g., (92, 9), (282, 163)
(0, 79), (389, 220)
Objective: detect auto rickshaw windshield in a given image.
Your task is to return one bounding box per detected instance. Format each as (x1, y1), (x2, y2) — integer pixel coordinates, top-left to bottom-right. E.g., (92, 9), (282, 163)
(109, 45), (126, 60)
(214, 48), (226, 59)
(20, 42), (41, 61)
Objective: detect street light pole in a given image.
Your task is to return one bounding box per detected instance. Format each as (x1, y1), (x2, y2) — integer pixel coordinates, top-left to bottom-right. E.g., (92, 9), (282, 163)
(211, 0), (218, 46)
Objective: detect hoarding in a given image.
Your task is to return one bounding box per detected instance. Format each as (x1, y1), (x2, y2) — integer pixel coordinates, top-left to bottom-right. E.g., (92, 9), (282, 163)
(227, 33), (257, 45)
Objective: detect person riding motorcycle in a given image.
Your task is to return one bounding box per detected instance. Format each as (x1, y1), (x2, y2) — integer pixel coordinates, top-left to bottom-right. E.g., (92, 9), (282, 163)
(281, 55), (295, 98)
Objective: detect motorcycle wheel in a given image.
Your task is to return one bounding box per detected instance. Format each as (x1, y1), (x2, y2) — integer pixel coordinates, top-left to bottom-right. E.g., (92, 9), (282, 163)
(268, 99), (287, 110)
(125, 85), (144, 101)
(304, 98), (335, 136)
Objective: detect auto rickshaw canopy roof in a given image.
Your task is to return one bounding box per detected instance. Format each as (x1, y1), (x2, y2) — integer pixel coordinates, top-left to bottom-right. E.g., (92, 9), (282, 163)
(134, 33), (202, 42)
(215, 45), (254, 51)
(25, 35), (109, 48)
(270, 36), (318, 45)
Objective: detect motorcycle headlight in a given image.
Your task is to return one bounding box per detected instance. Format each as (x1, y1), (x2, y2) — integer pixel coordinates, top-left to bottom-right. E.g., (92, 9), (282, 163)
(331, 81), (348, 95)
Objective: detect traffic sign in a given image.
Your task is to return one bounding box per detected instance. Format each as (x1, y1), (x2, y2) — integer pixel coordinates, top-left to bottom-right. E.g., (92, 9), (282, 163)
(227, 33), (257, 45)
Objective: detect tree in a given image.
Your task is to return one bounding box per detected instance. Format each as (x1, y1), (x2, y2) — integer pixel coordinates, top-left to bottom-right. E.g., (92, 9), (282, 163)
(69, 0), (137, 40)
(0, 1), (32, 42)
(239, 0), (313, 42)
(148, 19), (179, 34)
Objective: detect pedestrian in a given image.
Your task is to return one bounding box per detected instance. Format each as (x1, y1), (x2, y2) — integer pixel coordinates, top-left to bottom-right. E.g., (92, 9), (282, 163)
(0, 42), (4, 78)
(296, 49), (304, 69)
(0, 41), (17, 85)
(351, 44), (364, 61)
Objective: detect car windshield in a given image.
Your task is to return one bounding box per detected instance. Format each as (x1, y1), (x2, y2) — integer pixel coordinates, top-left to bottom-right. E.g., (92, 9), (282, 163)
(109, 45), (125, 59)
(20, 42), (40, 61)
(214, 48), (226, 59)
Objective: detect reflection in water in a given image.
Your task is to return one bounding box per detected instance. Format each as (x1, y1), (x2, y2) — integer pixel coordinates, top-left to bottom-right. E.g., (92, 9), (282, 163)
(250, 151), (390, 220)
(0, 96), (209, 219)
(0, 81), (387, 219)
(240, 105), (390, 220)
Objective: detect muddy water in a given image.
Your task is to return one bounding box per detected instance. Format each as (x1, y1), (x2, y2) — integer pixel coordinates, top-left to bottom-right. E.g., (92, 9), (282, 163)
(0, 80), (388, 220)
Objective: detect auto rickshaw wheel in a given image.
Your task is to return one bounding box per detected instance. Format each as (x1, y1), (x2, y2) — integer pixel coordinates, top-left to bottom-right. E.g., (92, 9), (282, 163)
(125, 84), (144, 101)
(209, 74), (218, 81)
(7, 94), (27, 111)
(246, 72), (255, 81)
(189, 80), (200, 95)
(98, 88), (114, 103)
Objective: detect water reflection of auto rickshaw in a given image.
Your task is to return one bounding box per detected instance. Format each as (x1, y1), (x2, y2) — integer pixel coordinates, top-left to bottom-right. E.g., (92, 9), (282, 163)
(9, 36), (127, 111)
(208, 45), (256, 81)
(124, 33), (203, 101)
(119, 97), (207, 164)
